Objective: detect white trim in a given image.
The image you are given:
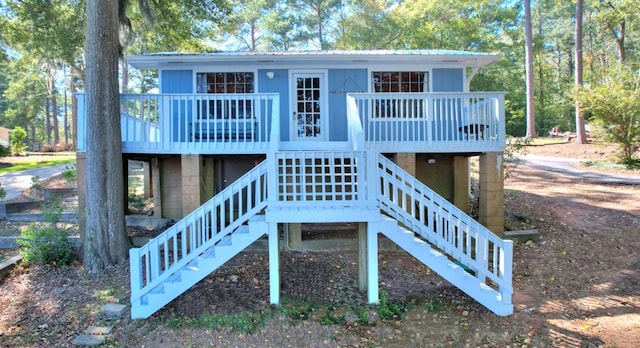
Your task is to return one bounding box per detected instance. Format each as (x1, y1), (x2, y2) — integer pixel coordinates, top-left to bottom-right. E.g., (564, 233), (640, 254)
(191, 68), (259, 94)
(289, 69), (330, 142)
(367, 68), (433, 93)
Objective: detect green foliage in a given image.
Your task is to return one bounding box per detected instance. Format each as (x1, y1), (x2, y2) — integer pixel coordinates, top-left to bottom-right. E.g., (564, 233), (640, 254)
(167, 310), (272, 334)
(29, 176), (45, 192)
(578, 64), (640, 165)
(377, 290), (408, 320)
(0, 184), (6, 201)
(17, 199), (74, 266)
(10, 126), (27, 155)
(62, 163), (77, 187)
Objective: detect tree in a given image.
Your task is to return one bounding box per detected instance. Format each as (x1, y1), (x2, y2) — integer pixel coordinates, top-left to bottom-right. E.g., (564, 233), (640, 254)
(524, 0), (536, 138)
(578, 64), (640, 165)
(575, 0), (587, 144)
(83, 0), (129, 272)
(9, 125), (27, 155)
(289, 0), (342, 49)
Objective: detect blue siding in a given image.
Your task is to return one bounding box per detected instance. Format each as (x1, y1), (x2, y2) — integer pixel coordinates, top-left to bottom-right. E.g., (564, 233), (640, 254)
(161, 70), (193, 93)
(160, 70), (193, 141)
(432, 68), (465, 140)
(432, 68), (464, 92)
(328, 69), (368, 141)
(258, 69), (289, 141)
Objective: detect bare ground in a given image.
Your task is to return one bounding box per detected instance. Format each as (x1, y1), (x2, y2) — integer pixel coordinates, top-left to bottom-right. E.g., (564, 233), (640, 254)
(0, 142), (639, 347)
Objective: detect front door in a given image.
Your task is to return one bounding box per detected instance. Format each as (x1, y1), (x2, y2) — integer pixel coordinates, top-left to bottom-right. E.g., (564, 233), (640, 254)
(292, 72), (327, 141)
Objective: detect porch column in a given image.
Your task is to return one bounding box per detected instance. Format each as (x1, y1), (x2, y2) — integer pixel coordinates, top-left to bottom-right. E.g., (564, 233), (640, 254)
(269, 222), (280, 305)
(76, 152), (87, 242)
(287, 223), (302, 249)
(367, 222), (379, 304)
(151, 157), (162, 218)
(142, 161), (152, 198)
(479, 152), (504, 236)
(358, 222), (367, 292)
(453, 156), (470, 212)
(181, 154), (201, 216)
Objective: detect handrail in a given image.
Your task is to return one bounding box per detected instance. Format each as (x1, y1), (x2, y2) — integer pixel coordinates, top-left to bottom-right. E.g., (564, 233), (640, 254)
(375, 153), (513, 303)
(346, 95), (365, 151)
(130, 160), (268, 303)
(349, 92), (506, 153)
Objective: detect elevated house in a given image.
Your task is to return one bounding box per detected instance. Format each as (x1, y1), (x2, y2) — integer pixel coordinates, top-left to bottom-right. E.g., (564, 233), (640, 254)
(75, 50), (513, 319)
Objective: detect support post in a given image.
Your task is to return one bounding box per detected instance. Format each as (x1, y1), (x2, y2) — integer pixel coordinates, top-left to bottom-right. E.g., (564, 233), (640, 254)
(151, 157), (162, 218)
(453, 156), (469, 211)
(367, 222), (379, 304)
(479, 152), (504, 236)
(358, 222), (367, 292)
(287, 223), (302, 249)
(269, 222), (280, 305)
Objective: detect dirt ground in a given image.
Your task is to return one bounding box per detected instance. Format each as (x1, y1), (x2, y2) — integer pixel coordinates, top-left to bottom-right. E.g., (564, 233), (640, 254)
(0, 142), (639, 347)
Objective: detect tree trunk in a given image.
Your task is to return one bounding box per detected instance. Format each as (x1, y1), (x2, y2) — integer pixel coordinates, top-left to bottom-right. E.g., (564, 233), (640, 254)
(83, 0), (130, 273)
(52, 94), (60, 146)
(45, 98), (52, 146)
(575, 0), (587, 144)
(524, 0), (536, 138)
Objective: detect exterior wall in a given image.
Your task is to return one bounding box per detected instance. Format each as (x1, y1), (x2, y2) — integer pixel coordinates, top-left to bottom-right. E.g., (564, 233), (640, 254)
(160, 70), (193, 93)
(328, 69), (368, 141)
(158, 67), (468, 144)
(257, 69), (290, 141)
(432, 68), (464, 92)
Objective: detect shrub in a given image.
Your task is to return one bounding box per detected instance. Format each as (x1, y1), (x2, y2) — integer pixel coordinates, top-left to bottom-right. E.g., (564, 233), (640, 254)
(10, 126), (27, 155)
(18, 200), (74, 266)
(0, 184), (6, 201)
(30, 176), (45, 192)
(62, 164), (77, 187)
(0, 144), (10, 157)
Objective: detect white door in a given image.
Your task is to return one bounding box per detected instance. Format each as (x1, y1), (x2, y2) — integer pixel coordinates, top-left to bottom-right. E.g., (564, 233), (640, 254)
(292, 72), (327, 141)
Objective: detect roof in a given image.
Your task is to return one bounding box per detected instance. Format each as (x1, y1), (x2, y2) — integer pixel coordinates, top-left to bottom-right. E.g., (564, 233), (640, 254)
(127, 49), (500, 70)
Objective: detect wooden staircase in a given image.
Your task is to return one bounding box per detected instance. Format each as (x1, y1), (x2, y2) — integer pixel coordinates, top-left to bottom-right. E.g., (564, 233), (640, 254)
(131, 216), (267, 319)
(129, 151), (513, 319)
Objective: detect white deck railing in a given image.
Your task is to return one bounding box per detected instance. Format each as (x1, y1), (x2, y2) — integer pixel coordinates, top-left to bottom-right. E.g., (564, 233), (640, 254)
(76, 93), (279, 154)
(375, 153), (512, 304)
(77, 91), (504, 154)
(347, 92), (505, 153)
(129, 161), (268, 304)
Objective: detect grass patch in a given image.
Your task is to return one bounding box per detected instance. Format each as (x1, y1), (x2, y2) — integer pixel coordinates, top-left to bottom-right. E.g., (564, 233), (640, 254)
(0, 158), (75, 174)
(582, 159), (640, 171)
(522, 137), (567, 146)
(167, 310), (274, 334)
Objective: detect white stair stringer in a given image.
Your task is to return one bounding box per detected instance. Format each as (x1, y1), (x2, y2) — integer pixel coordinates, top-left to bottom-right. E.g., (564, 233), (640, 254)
(131, 215), (268, 319)
(378, 216), (512, 316)
(374, 154), (513, 316)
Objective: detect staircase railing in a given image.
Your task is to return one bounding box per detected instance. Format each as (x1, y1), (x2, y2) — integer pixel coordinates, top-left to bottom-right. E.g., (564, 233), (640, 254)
(375, 154), (513, 304)
(130, 161), (268, 304)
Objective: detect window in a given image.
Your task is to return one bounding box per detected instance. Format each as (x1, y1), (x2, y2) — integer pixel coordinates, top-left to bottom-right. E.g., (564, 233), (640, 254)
(372, 72), (429, 93)
(196, 72), (255, 94)
(371, 71), (429, 118)
(195, 72), (255, 120)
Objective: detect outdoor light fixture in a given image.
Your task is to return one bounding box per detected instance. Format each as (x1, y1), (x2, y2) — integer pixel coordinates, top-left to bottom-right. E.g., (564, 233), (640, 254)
(266, 71), (275, 79)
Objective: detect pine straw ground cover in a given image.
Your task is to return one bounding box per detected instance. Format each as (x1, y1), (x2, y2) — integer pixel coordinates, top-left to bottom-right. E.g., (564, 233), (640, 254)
(0, 141), (639, 347)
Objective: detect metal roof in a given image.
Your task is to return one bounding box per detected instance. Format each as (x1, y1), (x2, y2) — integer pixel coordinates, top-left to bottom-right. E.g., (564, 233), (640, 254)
(127, 49), (500, 69)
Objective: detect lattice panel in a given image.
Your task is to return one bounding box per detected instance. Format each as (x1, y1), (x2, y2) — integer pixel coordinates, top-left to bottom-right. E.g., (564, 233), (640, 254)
(276, 152), (360, 202)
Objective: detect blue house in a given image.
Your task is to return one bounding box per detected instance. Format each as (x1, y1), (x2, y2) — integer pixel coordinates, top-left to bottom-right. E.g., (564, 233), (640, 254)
(76, 50), (513, 319)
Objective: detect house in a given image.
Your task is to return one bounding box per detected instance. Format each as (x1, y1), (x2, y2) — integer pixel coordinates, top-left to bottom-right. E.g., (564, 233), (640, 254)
(75, 50), (513, 319)
(0, 126), (11, 148)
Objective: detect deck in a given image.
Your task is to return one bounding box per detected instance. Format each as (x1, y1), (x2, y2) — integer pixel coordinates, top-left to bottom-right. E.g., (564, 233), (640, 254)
(75, 92), (505, 154)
